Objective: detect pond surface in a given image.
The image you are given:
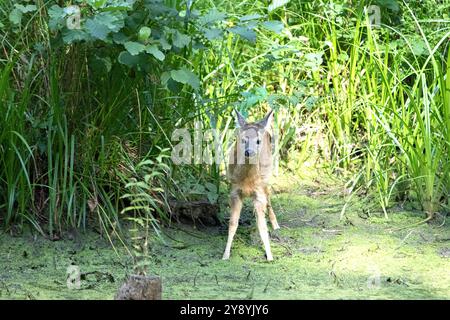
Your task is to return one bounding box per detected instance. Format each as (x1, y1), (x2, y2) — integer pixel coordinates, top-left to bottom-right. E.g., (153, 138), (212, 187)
(1, 175), (449, 299)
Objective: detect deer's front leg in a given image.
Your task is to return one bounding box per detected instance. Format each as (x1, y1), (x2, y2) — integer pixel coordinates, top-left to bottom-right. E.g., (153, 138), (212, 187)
(264, 186), (280, 230)
(223, 189), (242, 260)
(254, 191), (273, 261)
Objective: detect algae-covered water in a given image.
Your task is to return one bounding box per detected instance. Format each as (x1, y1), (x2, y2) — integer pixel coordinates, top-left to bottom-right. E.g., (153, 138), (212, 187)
(1, 174), (449, 299)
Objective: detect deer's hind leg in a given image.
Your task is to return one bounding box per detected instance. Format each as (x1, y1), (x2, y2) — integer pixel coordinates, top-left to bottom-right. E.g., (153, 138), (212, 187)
(264, 186), (280, 230)
(223, 188), (242, 260)
(254, 189), (273, 261)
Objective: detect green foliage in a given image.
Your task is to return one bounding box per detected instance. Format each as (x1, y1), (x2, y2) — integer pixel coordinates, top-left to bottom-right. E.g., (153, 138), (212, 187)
(9, 3), (37, 25)
(44, 0), (284, 92)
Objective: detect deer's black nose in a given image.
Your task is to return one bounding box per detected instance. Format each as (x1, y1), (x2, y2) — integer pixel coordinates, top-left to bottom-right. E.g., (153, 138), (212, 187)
(245, 150), (255, 157)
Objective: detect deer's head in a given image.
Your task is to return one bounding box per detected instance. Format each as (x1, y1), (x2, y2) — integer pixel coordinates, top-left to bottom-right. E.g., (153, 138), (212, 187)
(234, 109), (274, 164)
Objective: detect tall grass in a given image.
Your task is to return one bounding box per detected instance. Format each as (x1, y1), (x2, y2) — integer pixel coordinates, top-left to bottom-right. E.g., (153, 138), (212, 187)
(0, 0), (178, 236)
(312, 2), (450, 219)
(260, 1), (450, 219)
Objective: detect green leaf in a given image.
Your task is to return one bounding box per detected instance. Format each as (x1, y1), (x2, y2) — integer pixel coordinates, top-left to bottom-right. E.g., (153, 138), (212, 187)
(48, 5), (65, 31)
(97, 12), (124, 32)
(198, 9), (227, 26)
(62, 29), (89, 43)
(240, 14), (262, 21)
(173, 31), (191, 48)
(86, 18), (110, 40)
(411, 39), (427, 56)
(112, 32), (129, 44)
(118, 51), (140, 67)
(146, 45), (165, 61)
(90, 55), (112, 73)
(15, 4), (37, 13)
(170, 68), (200, 90)
(228, 26), (256, 42)
(375, 0), (400, 12)
(138, 26), (151, 42)
(240, 87), (268, 108)
(89, 0), (107, 9)
(9, 9), (22, 25)
(203, 28), (223, 41)
(304, 52), (323, 72)
(167, 78), (183, 93)
(85, 12), (125, 40)
(158, 36), (172, 50)
(268, 0), (290, 12)
(207, 192), (218, 204)
(124, 41), (146, 55)
(261, 20), (284, 34)
(205, 182), (217, 193)
(8, 4), (36, 27)
(160, 71), (171, 86)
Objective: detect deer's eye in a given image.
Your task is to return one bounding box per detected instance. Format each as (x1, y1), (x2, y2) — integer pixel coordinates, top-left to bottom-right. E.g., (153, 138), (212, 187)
(256, 139), (261, 145)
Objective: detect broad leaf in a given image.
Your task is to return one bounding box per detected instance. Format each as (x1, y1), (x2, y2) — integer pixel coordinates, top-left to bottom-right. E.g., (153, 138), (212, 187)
(268, 0), (290, 12)
(203, 28), (223, 41)
(170, 68), (200, 90)
(118, 51), (140, 66)
(124, 41), (146, 55)
(138, 26), (152, 42)
(240, 14), (262, 22)
(375, 0), (400, 12)
(62, 29), (90, 43)
(411, 39), (427, 56)
(158, 36), (172, 50)
(228, 26), (256, 42)
(85, 12), (125, 40)
(15, 4), (37, 13)
(304, 52), (323, 71)
(8, 3), (36, 25)
(261, 20), (284, 34)
(160, 71), (171, 86)
(9, 9), (22, 25)
(173, 31), (191, 48)
(112, 32), (129, 44)
(88, 0), (107, 9)
(48, 5), (65, 31)
(146, 45), (165, 61)
(86, 19), (110, 40)
(167, 78), (183, 93)
(198, 9), (227, 26)
(96, 12), (125, 32)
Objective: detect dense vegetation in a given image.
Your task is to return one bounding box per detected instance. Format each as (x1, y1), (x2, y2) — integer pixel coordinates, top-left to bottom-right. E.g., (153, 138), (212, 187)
(0, 0), (449, 240)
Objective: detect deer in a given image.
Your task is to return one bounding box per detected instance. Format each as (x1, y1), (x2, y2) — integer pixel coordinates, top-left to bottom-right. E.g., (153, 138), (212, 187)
(222, 109), (280, 261)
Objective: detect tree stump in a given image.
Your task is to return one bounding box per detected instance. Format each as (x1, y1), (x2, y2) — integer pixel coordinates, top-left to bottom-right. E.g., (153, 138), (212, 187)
(115, 275), (162, 300)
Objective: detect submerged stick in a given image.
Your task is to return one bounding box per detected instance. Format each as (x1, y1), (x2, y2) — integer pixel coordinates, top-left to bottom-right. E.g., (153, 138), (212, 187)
(389, 215), (434, 232)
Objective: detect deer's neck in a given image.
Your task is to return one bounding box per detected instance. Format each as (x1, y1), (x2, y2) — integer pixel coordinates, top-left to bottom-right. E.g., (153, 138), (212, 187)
(241, 163), (260, 177)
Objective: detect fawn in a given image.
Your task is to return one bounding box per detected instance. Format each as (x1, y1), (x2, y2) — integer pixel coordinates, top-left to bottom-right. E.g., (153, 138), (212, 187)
(222, 109), (279, 261)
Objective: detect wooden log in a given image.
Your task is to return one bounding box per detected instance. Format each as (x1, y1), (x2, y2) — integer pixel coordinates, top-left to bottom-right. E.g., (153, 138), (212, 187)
(169, 199), (219, 226)
(115, 275), (162, 300)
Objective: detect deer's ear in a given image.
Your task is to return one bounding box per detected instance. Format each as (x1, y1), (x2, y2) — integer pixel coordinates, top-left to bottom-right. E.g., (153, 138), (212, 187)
(259, 109), (274, 130)
(235, 109), (247, 127)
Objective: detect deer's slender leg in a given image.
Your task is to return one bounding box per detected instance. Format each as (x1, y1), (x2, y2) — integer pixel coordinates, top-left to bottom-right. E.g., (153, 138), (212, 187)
(254, 190), (273, 261)
(264, 186), (280, 230)
(223, 188), (242, 260)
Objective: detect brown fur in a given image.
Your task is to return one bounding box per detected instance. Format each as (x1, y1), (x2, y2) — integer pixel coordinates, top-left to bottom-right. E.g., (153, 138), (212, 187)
(222, 110), (279, 261)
